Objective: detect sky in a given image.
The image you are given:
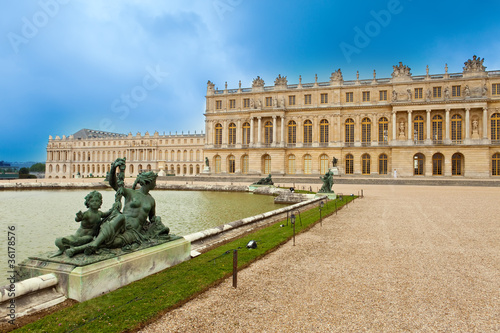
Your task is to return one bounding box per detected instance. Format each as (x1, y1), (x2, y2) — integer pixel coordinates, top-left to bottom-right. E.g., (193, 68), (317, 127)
(1, 0), (500, 162)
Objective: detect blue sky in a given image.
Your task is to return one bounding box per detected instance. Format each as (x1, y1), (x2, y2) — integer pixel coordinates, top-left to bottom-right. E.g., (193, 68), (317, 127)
(1, 0), (500, 162)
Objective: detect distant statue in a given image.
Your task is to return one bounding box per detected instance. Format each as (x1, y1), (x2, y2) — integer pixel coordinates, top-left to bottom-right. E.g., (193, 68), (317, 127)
(250, 98), (255, 109)
(426, 89), (432, 101)
(399, 122), (405, 136)
(319, 170), (334, 193)
(444, 87), (450, 100)
(472, 119), (479, 132)
(63, 158), (170, 257)
(253, 174), (273, 185)
(392, 90), (398, 101)
(332, 157), (338, 167)
(281, 96), (286, 109)
(464, 85), (471, 97)
(51, 191), (117, 257)
(273, 97), (278, 108)
(205, 157), (209, 167)
(407, 89), (412, 101)
(482, 84), (488, 96)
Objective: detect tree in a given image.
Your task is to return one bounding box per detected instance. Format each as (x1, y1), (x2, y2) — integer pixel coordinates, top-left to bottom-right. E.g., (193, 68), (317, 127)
(19, 167), (30, 175)
(30, 163), (46, 172)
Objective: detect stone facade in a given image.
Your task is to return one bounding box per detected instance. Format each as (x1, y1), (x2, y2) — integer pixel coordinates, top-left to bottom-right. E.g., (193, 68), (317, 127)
(47, 56), (500, 179)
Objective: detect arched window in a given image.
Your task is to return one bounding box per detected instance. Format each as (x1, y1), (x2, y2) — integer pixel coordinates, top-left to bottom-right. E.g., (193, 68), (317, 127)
(451, 114), (463, 143)
(345, 118), (354, 144)
(177, 150), (181, 161)
(361, 118), (371, 145)
(288, 155), (296, 174)
(214, 155), (221, 174)
(242, 122), (250, 145)
(432, 153), (444, 175)
(303, 120), (312, 145)
(262, 154), (271, 174)
(303, 154), (312, 174)
(288, 120), (297, 144)
(228, 123), (236, 145)
(159, 150), (163, 160)
(183, 165), (187, 174)
(414, 115), (424, 141)
(320, 154), (329, 174)
(378, 154), (388, 175)
(177, 165), (180, 174)
(345, 154), (353, 174)
(491, 114), (500, 141)
(414, 153), (425, 175)
(171, 150), (175, 161)
(183, 150), (187, 161)
(362, 154), (371, 175)
(378, 117), (388, 144)
(452, 153), (463, 176)
(228, 155), (235, 174)
(492, 153), (500, 176)
(190, 150), (193, 161)
(130, 164), (134, 174)
(190, 165), (193, 174)
(264, 121), (273, 144)
(241, 155), (249, 174)
(432, 115), (443, 142)
(320, 119), (329, 144)
(214, 123), (222, 145)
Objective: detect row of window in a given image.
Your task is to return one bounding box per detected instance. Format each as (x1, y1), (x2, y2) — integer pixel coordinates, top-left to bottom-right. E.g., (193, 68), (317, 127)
(51, 138), (202, 148)
(215, 84), (500, 109)
(48, 149), (203, 162)
(213, 113), (500, 145)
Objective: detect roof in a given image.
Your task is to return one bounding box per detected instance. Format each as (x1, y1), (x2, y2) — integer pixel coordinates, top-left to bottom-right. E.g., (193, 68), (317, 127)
(73, 129), (127, 139)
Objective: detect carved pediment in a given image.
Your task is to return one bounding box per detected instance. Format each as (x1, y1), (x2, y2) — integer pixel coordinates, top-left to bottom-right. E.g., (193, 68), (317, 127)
(463, 55), (486, 73)
(330, 68), (343, 82)
(391, 62), (411, 78)
(274, 74), (287, 86)
(252, 76), (265, 88)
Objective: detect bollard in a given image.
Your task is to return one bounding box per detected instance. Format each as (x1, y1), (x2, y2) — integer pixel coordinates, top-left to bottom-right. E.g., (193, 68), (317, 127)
(233, 249), (238, 288)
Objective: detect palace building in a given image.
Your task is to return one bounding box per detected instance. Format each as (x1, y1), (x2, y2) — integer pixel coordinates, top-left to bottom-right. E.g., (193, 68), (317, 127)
(46, 56), (500, 179)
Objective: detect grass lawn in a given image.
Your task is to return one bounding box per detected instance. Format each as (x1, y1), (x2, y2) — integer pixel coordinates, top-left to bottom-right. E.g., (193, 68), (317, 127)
(13, 195), (355, 333)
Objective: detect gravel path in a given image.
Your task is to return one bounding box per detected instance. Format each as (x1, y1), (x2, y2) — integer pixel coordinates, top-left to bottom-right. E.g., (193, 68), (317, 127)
(140, 185), (500, 332)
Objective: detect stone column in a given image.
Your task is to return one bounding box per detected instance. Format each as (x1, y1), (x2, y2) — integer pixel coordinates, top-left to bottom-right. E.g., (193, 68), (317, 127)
(337, 115), (341, 143)
(392, 111), (397, 141)
(407, 111), (413, 141)
(272, 116), (277, 145)
(250, 117), (254, 145)
(426, 109), (431, 142)
(257, 117), (262, 145)
(483, 107), (488, 139)
(280, 116), (285, 146)
(236, 119), (241, 144)
(445, 108), (450, 142)
(465, 108), (470, 140)
(222, 120), (227, 145)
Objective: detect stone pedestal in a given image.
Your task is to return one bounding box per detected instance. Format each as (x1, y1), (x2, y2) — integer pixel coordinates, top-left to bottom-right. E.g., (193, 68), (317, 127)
(331, 167), (339, 176)
(249, 184), (274, 192)
(202, 166), (210, 174)
(17, 238), (191, 302)
(316, 193), (337, 200)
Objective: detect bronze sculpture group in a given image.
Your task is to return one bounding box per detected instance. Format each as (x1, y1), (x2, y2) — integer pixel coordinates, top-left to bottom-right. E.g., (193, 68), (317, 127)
(52, 158), (170, 258)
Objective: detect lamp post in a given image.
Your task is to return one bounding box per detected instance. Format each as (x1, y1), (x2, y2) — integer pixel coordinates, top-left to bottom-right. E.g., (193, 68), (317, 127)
(319, 201), (324, 226)
(291, 214), (296, 246)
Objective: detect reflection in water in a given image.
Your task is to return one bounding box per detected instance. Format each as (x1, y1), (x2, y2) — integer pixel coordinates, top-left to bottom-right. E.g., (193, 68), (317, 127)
(0, 190), (287, 282)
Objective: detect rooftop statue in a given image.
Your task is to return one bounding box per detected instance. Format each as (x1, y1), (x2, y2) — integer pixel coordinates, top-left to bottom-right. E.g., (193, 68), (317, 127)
(319, 169), (334, 193)
(54, 157), (171, 258)
(253, 174), (273, 185)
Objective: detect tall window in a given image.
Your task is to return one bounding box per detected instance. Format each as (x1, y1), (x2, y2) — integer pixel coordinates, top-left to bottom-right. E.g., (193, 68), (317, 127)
(242, 122), (250, 145)
(452, 85), (461, 97)
(491, 114), (500, 141)
(378, 117), (388, 144)
(263, 155), (271, 174)
(361, 117), (371, 145)
(288, 155), (296, 174)
(214, 123), (222, 145)
(289, 95), (296, 105)
(264, 121), (273, 144)
(320, 154), (329, 174)
(492, 84), (500, 96)
(243, 98), (250, 108)
(492, 153), (500, 176)
(304, 94), (312, 105)
(414, 88), (423, 99)
(345, 154), (354, 174)
(379, 154), (388, 175)
(414, 153), (424, 175)
(228, 123), (236, 145)
(304, 154), (312, 174)
(346, 92), (353, 103)
(432, 153), (444, 175)
(414, 116), (424, 141)
(362, 91), (370, 102)
(379, 90), (387, 101)
(433, 87), (442, 98)
(452, 153), (463, 176)
(288, 120), (297, 144)
(229, 99), (236, 109)
(320, 119), (329, 144)
(320, 93), (328, 104)
(228, 155), (235, 174)
(362, 154), (371, 175)
(214, 155), (221, 173)
(241, 155), (249, 174)
(345, 118), (354, 144)
(265, 97), (272, 107)
(303, 120), (312, 145)
(451, 114), (462, 143)
(216, 100), (222, 109)
(432, 115), (443, 142)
